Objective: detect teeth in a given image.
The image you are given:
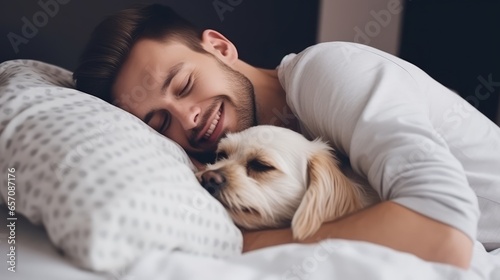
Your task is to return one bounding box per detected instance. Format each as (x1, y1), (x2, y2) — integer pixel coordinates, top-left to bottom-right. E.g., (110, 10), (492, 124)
(204, 109), (221, 139)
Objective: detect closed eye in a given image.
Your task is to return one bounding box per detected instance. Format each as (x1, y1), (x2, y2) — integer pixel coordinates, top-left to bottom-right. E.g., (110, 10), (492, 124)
(145, 109), (171, 134)
(178, 75), (192, 97)
(158, 110), (171, 134)
(216, 150), (228, 161)
(247, 159), (275, 173)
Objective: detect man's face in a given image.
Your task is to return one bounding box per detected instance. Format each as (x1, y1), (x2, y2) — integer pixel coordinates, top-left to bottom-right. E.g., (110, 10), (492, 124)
(112, 39), (257, 161)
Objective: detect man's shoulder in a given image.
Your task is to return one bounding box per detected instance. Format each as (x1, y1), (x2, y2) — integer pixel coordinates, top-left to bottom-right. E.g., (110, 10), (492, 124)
(278, 42), (351, 80)
(278, 42), (396, 77)
(288, 41), (387, 62)
(298, 41), (371, 55)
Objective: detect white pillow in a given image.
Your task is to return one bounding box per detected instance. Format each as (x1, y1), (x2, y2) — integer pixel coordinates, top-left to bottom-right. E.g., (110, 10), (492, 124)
(0, 60), (242, 273)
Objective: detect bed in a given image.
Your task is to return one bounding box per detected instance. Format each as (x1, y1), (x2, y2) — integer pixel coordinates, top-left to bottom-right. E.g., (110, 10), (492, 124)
(1, 206), (499, 280)
(0, 60), (499, 280)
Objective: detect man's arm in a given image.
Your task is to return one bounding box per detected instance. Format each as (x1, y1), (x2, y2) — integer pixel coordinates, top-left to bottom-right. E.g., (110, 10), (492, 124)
(276, 42), (480, 269)
(243, 201), (473, 269)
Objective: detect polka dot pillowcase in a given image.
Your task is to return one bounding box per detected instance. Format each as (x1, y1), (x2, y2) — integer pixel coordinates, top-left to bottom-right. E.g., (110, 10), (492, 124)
(0, 60), (242, 272)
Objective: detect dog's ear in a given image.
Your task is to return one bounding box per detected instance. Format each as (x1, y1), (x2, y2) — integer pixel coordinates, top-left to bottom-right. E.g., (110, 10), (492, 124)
(291, 146), (363, 240)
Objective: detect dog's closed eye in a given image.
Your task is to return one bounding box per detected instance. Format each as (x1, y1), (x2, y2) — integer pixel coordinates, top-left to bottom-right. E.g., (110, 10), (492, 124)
(203, 125), (378, 240)
(247, 159), (275, 173)
(216, 150), (228, 161)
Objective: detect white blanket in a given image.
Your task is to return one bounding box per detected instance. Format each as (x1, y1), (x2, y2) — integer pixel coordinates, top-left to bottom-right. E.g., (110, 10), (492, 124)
(125, 240), (500, 280)
(1, 208), (499, 280)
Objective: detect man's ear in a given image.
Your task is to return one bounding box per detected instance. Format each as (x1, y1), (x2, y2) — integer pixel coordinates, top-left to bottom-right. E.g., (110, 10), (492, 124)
(200, 29), (238, 65)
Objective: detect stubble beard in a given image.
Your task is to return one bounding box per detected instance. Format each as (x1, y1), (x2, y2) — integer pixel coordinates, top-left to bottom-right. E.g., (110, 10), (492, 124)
(188, 58), (257, 164)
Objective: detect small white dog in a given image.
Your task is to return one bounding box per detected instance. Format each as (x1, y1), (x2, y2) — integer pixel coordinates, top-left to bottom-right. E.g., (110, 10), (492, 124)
(196, 125), (379, 240)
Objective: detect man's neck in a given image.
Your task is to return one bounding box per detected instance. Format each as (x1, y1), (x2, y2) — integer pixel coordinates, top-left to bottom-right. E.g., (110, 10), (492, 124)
(233, 60), (299, 132)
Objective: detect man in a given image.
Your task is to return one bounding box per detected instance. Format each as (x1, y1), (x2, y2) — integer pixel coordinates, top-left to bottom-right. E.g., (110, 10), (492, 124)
(74, 4), (500, 269)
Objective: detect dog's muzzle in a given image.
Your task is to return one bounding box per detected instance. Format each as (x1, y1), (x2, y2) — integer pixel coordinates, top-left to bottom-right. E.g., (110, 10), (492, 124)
(198, 170), (227, 196)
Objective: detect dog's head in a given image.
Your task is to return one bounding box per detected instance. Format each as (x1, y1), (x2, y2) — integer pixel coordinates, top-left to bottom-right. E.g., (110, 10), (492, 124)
(196, 125), (363, 240)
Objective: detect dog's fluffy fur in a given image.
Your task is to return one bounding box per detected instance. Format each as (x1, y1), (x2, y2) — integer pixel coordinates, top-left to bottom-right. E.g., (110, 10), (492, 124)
(196, 125), (379, 240)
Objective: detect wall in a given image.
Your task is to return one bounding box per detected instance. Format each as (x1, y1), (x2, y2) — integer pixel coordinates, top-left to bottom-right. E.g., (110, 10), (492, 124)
(317, 0), (403, 55)
(399, 0), (500, 125)
(317, 0), (499, 125)
(0, 0), (319, 71)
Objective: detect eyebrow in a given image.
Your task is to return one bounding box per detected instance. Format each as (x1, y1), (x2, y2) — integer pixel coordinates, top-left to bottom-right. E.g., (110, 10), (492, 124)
(143, 62), (185, 124)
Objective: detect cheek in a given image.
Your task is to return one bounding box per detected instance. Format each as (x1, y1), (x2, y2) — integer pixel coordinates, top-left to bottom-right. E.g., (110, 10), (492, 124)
(222, 171), (305, 229)
(222, 165), (253, 190)
(238, 171), (304, 207)
(228, 174), (303, 229)
(256, 172), (306, 212)
(164, 122), (190, 149)
(222, 105), (238, 132)
(268, 174), (305, 197)
(197, 64), (230, 96)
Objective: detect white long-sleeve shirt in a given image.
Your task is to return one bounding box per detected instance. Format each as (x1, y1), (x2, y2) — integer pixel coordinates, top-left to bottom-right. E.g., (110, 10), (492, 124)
(277, 42), (500, 250)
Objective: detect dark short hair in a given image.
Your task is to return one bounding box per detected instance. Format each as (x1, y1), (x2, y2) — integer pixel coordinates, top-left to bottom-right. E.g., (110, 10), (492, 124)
(73, 3), (205, 104)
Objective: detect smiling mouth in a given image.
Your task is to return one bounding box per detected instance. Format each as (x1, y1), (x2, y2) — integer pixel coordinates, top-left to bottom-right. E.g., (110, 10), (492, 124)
(197, 103), (224, 145)
(203, 106), (221, 139)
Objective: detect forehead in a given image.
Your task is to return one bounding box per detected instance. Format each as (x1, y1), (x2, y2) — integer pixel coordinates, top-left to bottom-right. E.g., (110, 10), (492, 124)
(112, 39), (200, 104)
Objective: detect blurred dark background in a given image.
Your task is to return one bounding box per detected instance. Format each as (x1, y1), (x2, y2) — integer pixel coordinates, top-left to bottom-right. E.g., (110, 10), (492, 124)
(1, 0), (499, 124)
(399, 0), (500, 125)
(0, 0), (319, 70)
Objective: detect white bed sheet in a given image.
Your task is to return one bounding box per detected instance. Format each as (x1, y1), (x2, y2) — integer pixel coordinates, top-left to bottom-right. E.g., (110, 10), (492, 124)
(125, 241), (500, 280)
(1, 207), (499, 280)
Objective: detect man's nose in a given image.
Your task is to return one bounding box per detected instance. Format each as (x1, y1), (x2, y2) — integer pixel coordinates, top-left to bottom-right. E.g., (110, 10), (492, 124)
(169, 103), (200, 131)
(198, 170), (227, 196)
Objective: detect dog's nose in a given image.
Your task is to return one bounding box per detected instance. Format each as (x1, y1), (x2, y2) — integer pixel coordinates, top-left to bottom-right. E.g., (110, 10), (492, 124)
(199, 170), (226, 196)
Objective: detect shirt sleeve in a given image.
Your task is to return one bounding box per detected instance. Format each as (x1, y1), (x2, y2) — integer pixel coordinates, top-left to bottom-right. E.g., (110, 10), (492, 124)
(278, 42), (480, 241)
